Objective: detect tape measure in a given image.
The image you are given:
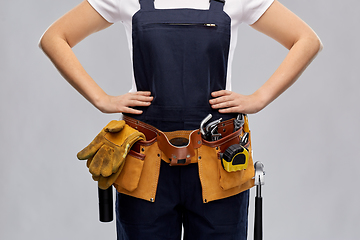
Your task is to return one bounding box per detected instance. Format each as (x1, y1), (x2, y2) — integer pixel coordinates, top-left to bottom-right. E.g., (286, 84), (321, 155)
(221, 144), (249, 172)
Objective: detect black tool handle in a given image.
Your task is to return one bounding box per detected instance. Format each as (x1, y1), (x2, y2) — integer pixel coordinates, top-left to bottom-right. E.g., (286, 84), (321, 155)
(98, 186), (113, 222)
(254, 196), (263, 240)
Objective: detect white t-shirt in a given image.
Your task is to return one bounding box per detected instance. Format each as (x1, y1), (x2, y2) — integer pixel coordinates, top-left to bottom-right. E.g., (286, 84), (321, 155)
(87, 0), (274, 91)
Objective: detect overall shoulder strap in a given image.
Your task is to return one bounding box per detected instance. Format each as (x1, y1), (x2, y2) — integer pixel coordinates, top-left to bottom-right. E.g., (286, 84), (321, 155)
(139, 0), (155, 10)
(209, 0), (225, 11)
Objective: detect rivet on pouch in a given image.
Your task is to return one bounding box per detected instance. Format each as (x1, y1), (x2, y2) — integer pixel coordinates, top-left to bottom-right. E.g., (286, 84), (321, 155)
(141, 148), (145, 152)
(204, 199), (207, 203)
(157, 154), (160, 157)
(198, 156), (201, 160)
(150, 198), (154, 202)
(215, 147), (219, 150)
(198, 140), (201, 144)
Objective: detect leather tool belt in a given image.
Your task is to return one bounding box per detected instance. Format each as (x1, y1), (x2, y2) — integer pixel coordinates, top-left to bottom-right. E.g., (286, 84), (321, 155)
(124, 115), (243, 166)
(113, 115), (255, 203)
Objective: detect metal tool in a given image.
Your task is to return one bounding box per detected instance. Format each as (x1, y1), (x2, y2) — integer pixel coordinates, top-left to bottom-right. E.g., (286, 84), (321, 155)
(200, 114), (222, 141)
(233, 113), (245, 132)
(210, 126), (222, 141)
(254, 161), (265, 240)
(240, 132), (249, 146)
(205, 118), (222, 133)
(200, 114), (212, 137)
(206, 117), (222, 141)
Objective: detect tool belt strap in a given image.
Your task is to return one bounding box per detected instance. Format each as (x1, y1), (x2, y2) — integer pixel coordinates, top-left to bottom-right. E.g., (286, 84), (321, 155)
(123, 115), (243, 166)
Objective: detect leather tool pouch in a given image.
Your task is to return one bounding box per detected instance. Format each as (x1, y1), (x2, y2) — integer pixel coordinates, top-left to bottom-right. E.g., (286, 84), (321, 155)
(197, 119), (255, 203)
(113, 136), (161, 202)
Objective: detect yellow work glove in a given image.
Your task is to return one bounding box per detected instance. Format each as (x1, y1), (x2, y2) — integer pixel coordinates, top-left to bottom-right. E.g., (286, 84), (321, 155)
(77, 120), (145, 189)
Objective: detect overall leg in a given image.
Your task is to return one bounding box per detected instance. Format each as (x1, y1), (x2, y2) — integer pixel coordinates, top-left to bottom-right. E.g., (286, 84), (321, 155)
(181, 163), (249, 240)
(115, 161), (183, 240)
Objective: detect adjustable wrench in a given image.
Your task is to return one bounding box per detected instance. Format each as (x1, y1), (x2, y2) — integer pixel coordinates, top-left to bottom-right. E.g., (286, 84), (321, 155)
(234, 113), (245, 132)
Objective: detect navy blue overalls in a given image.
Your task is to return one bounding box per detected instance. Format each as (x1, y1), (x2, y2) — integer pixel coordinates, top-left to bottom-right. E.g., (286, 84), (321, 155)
(127, 0), (238, 131)
(117, 0), (249, 239)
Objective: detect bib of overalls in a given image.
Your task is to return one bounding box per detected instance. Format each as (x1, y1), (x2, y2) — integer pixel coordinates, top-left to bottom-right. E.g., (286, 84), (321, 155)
(127, 0), (236, 131)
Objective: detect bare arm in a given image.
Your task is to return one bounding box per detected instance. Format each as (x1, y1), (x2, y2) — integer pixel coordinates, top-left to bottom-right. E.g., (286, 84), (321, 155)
(40, 0), (153, 114)
(210, 0), (323, 114)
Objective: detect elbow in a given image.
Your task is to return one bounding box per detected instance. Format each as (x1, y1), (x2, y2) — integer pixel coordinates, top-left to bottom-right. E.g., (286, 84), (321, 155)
(313, 34), (323, 54)
(301, 35), (323, 64)
(299, 33), (323, 59)
(38, 27), (61, 55)
(291, 29), (323, 56)
(38, 34), (45, 51)
(309, 30), (323, 55)
(38, 30), (50, 54)
(317, 37), (324, 53)
(303, 34), (323, 65)
(38, 29), (64, 59)
(39, 29), (72, 57)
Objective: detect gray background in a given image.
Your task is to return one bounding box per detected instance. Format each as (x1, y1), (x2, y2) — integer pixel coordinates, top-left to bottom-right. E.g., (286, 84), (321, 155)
(1, 0), (359, 239)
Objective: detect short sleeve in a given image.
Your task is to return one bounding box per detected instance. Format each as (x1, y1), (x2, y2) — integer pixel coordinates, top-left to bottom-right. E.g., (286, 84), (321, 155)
(240, 0), (274, 25)
(87, 0), (122, 23)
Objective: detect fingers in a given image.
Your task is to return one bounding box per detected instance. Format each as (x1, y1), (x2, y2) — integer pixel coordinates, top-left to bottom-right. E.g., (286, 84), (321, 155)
(129, 91), (153, 104)
(89, 145), (114, 177)
(134, 91), (152, 96)
(120, 91), (153, 114)
(105, 120), (125, 132)
(77, 132), (106, 160)
(120, 106), (144, 115)
(209, 90), (250, 114)
(86, 156), (93, 168)
(210, 90), (231, 98)
(103, 91), (153, 114)
(217, 106), (240, 114)
(210, 90), (265, 114)
(99, 146), (114, 177)
(209, 90), (236, 110)
(97, 167), (122, 190)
